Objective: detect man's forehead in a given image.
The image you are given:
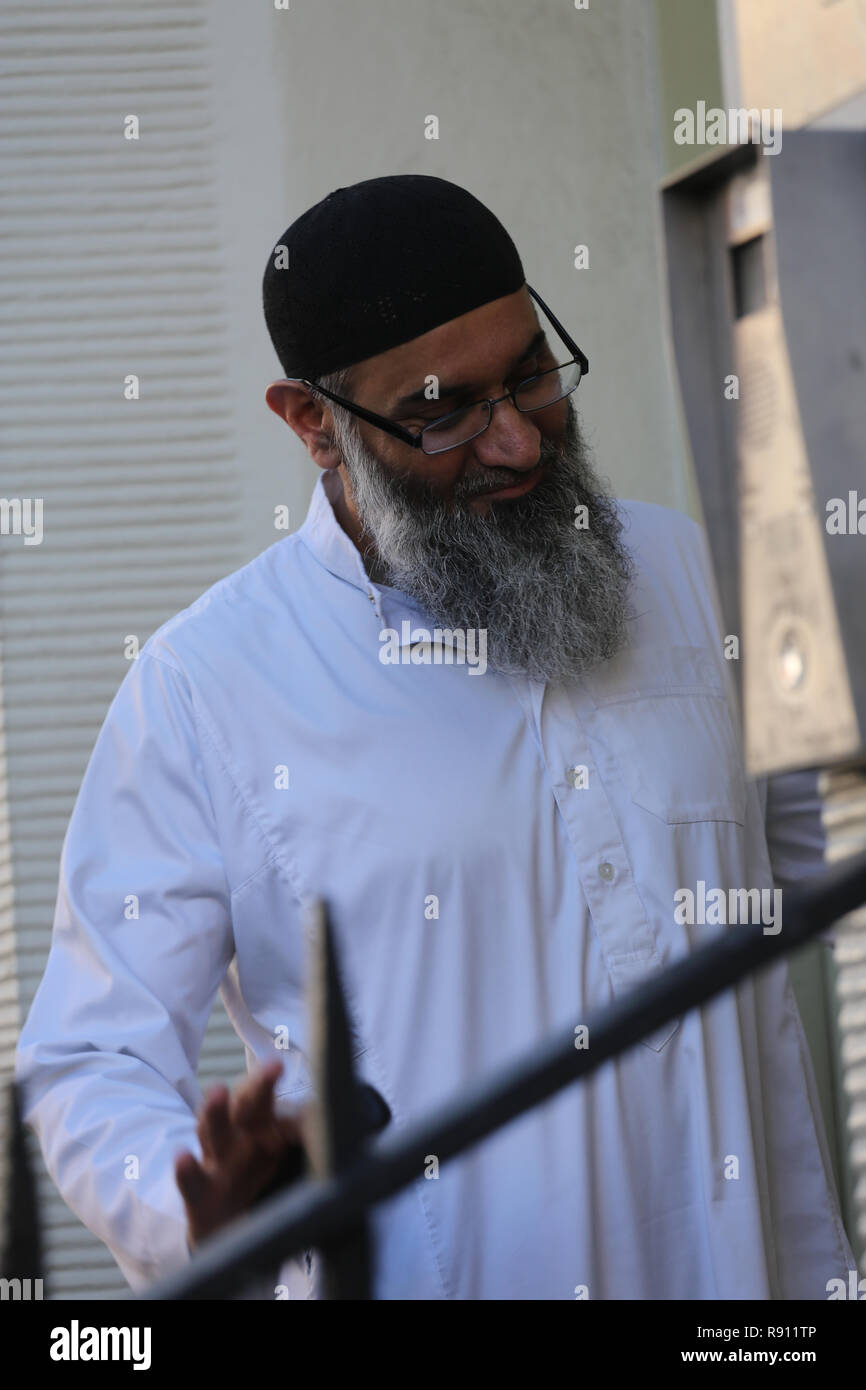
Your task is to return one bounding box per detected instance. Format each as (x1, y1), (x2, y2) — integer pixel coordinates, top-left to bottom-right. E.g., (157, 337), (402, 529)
(350, 286), (540, 406)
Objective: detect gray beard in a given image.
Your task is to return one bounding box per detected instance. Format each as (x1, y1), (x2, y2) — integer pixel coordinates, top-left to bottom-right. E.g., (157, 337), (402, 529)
(330, 397), (635, 684)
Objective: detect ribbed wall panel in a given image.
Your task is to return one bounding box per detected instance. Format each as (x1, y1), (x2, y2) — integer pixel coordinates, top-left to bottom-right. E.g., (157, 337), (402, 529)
(1, 1), (247, 1298)
(0, 658), (20, 1074)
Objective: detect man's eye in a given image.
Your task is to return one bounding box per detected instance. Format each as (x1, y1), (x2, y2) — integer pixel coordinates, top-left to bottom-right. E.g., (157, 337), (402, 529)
(404, 364), (547, 427)
(410, 406), (464, 426)
(517, 361), (546, 383)
(406, 416), (445, 430)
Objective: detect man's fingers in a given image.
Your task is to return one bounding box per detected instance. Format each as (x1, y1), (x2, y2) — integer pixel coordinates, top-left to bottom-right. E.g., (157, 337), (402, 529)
(197, 1083), (232, 1162)
(232, 1058), (284, 1132)
(174, 1150), (213, 1210)
(275, 1111), (306, 1148)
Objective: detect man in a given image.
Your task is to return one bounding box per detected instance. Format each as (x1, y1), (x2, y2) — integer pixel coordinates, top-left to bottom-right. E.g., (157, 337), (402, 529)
(16, 174), (855, 1299)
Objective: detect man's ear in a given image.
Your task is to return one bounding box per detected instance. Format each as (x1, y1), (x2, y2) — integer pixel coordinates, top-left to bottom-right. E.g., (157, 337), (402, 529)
(264, 381), (342, 471)
(264, 379), (309, 425)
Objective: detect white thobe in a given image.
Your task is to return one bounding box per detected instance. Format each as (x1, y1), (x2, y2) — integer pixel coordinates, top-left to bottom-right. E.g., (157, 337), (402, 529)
(15, 473), (856, 1299)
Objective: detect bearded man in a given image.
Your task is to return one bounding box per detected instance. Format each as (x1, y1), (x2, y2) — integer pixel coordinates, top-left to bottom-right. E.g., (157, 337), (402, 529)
(16, 175), (855, 1300)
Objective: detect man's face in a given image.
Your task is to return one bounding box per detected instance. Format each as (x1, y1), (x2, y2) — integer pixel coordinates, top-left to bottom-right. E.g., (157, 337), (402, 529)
(322, 286), (635, 684)
(343, 286), (569, 513)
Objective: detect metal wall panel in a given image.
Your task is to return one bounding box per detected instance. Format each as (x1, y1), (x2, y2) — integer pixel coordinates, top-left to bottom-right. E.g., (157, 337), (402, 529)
(0, 1), (246, 1297)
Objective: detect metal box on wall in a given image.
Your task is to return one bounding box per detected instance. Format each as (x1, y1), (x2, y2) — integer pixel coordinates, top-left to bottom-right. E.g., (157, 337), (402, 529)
(662, 129), (866, 778)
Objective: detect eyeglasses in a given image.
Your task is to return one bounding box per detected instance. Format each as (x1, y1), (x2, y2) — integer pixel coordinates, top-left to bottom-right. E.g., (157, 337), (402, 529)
(287, 285), (588, 456)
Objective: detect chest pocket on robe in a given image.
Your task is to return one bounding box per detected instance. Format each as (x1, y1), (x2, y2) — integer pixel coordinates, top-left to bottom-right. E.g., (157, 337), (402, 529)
(583, 642), (747, 827)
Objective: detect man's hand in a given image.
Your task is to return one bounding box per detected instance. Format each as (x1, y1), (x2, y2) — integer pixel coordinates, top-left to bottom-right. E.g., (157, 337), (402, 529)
(175, 1058), (309, 1249)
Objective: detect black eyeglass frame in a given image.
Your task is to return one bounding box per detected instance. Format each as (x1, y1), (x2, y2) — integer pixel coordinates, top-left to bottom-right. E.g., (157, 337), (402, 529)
(285, 284), (589, 454)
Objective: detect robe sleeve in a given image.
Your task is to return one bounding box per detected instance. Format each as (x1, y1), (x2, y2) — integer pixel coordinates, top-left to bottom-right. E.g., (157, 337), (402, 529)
(14, 648), (235, 1290)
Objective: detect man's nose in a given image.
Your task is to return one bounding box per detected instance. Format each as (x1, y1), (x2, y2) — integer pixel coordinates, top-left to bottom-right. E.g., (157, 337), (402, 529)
(471, 396), (541, 471)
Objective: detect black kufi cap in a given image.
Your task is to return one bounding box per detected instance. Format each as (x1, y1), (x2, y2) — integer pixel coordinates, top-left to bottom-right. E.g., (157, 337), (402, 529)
(262, 174), (525, 379)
